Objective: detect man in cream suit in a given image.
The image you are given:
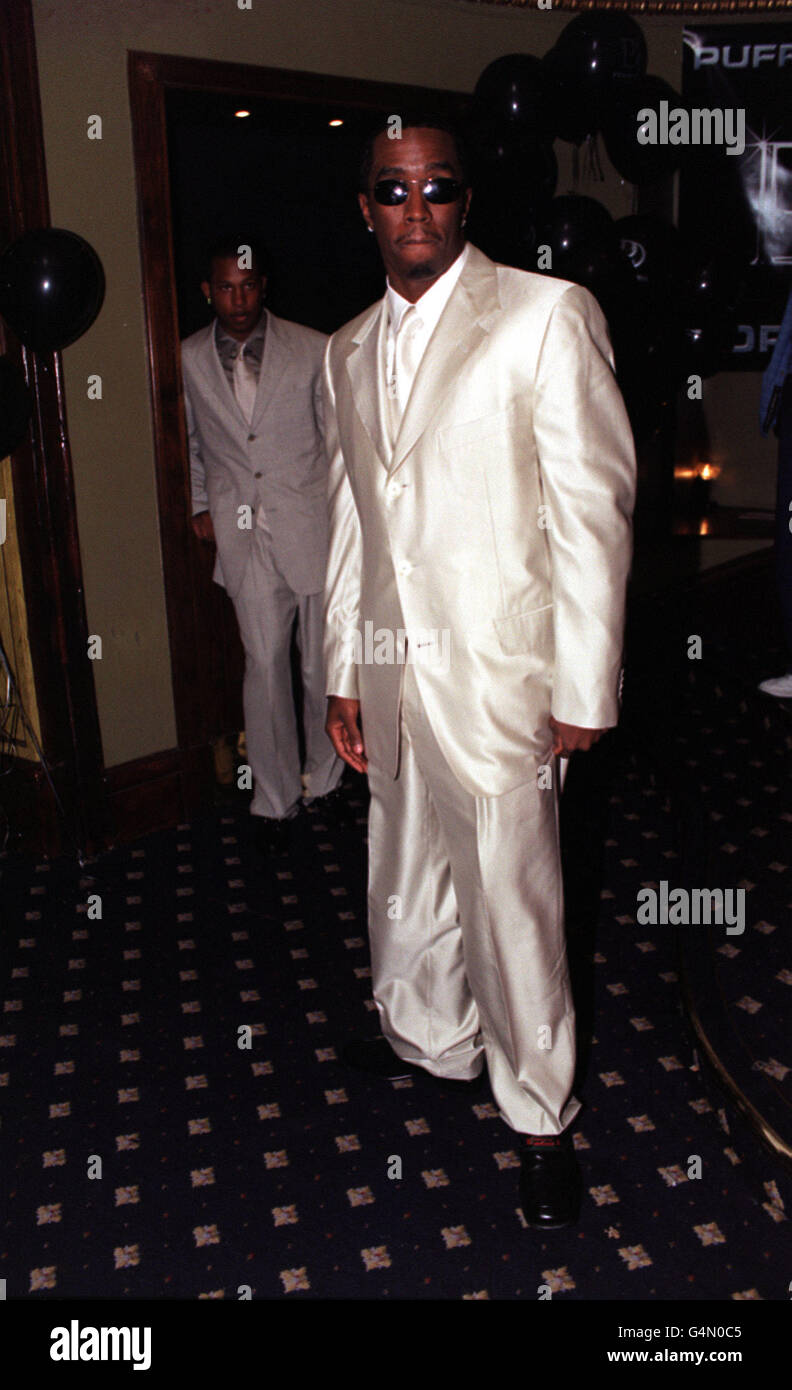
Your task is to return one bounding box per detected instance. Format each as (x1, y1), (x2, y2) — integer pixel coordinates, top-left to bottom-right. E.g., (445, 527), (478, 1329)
(323, 120), (635, 1227)
(182, 238), (342, 851)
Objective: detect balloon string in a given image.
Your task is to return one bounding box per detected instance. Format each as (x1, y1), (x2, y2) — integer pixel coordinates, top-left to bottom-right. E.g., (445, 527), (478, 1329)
(583, 134), (605, 185)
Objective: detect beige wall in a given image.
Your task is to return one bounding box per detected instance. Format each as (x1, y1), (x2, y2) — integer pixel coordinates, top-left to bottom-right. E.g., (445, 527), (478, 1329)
(30, 0), (777, 766)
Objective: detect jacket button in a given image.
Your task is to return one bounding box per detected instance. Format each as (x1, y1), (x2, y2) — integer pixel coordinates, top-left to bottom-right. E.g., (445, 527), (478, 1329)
(254, 471), (262, 478)
(248, 434), (256, 442)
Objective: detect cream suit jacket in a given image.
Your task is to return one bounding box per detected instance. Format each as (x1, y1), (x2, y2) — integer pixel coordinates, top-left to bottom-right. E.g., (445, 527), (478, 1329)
(323, 243), (636, 799)
(182, 311), (329, 600)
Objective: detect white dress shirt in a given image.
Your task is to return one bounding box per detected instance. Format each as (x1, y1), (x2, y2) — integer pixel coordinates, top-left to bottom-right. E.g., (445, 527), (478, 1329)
(384, 243), (469, 419)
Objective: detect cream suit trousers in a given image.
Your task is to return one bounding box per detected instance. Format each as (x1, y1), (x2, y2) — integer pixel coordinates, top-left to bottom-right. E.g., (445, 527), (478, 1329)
(367, 660), (581, 1135)
(234, 526), (342, 819)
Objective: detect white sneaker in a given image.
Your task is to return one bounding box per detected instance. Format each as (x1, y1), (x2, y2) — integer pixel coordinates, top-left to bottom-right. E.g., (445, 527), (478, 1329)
(758, 673), (792, 698)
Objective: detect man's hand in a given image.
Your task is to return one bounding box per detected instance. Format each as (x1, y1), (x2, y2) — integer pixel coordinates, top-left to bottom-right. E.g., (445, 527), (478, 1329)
(326, 695), (368, 773)
(549, 716), (607, 758)
(191, 511), (215, 543)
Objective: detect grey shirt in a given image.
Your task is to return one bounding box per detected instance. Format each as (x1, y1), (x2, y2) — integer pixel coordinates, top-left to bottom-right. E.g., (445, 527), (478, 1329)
(214, 311), (268, 389)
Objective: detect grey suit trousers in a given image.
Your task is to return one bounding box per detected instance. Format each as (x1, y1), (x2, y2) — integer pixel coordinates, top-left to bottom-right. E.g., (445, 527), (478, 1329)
(366, 661), (581, 1135)
(234, 526), (342, 819)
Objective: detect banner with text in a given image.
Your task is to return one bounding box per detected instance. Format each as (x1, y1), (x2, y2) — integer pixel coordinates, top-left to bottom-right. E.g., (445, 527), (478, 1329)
(681, 24), (792, 371)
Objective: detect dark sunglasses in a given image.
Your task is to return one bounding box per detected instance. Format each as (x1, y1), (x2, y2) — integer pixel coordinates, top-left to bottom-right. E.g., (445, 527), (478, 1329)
(373, 177), (463, 206)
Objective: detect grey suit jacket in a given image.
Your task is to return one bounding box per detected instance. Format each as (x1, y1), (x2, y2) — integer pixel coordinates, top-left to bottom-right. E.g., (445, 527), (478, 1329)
(181, 310), (329, 598)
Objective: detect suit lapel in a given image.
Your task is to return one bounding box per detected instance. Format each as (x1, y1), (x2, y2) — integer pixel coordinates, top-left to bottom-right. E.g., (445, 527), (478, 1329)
(196, 316), (288, 435)
(388, 245), (501, 477)
(194, 325), (247, 433)
(250, 312), (291, 431)
(345, 300), (389, 471)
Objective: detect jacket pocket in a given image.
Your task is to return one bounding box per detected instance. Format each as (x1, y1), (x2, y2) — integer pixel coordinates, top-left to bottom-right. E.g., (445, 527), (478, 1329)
(493, 603), (553, 656)
(436, 403), (517, 455)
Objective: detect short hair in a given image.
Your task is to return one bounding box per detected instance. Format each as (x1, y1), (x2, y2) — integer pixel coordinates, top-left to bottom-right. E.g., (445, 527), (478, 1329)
(203, 236), (269, 281)
(358, 112), (471, 193)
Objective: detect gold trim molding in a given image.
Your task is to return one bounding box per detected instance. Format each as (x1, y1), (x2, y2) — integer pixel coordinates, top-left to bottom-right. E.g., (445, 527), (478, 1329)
(678, 950), (792, 1169)
(461, 1), (792, 13)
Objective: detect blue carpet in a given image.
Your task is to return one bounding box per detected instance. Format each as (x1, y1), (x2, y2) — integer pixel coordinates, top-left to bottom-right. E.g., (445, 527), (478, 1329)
(1, 558), (789, 1300)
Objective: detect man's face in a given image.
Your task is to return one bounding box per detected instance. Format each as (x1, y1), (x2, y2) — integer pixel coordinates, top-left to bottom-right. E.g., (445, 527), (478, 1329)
(201, 256), (266, 340)
(358, 127), (471, 300)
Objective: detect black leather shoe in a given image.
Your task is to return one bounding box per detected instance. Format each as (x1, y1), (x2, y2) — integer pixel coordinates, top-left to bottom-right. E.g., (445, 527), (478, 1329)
(253, 812), (297, 858)
(341, 1036), (485, 1092)
(304, 784), (356, 829)
(519, 1137), (582, 1230)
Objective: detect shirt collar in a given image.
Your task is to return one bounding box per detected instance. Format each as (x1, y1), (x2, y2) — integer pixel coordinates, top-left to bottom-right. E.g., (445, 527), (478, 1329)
(214, 309), (268, 355)
(386, 243), (468, 334)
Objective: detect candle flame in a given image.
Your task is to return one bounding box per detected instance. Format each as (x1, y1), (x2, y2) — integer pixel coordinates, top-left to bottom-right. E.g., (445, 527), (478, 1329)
(673, 460), (721, 481)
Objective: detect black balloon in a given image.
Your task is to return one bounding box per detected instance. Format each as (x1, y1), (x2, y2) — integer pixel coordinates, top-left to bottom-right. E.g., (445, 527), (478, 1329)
(544, 13), (647, 140)
(552, 12), (648, 92)
(602, 76), (685, 185)
(466, 115), (557, 270)
(469, 112), (556, 185)
(562, 242), (634, 323)
(669, 240), (743, 379)
(541, 195), (616, 265)
(514, 139), (558, 208)
(609, 217), (681, 418)
(467, 194), (540, 272)
(541, 48), (598, 144)
(676, 321), (732, 379)
(612, 215), (681, 397)
(682, 252), (735, 310)
(0, 356), (32, 457)
(473, 54), (557, 141)
(538, 197), (632, 325)
(676, 235), (744, 326)
(0, 228), (105, 353)
(616, 214), (682, 298)
(469, 117), (558, 207)
(468, 207), (539, 272)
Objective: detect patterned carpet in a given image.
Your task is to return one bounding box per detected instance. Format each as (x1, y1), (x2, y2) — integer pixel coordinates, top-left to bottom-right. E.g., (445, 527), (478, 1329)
(1, 554), (789, 1302)
(619, 552), (792, 1158)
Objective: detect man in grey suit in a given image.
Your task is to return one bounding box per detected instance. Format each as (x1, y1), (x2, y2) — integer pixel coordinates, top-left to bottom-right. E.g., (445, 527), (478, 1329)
(182, 238), (343, 850)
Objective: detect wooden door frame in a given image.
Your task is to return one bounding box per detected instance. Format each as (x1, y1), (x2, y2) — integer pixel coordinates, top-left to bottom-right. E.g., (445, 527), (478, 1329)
(127, 50), (465, 816)
(0, 0), (107, 856)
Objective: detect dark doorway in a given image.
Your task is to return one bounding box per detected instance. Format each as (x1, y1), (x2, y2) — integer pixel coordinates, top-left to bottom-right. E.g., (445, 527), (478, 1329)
(129, 53), (465, 816)
(164, 92), (389, 764)
(166, 92), (386, 337)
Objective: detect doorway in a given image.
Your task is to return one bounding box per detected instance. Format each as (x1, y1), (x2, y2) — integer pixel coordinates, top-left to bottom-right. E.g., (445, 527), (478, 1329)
(128, 51), (464, 812)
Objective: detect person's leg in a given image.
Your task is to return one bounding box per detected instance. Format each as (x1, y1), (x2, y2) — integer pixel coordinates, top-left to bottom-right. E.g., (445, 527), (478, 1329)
(366, 725), (483, 1080)
(233, 532), (302, 820)
(295, 589), (344, 801)
(400, 664), (580, 1135)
